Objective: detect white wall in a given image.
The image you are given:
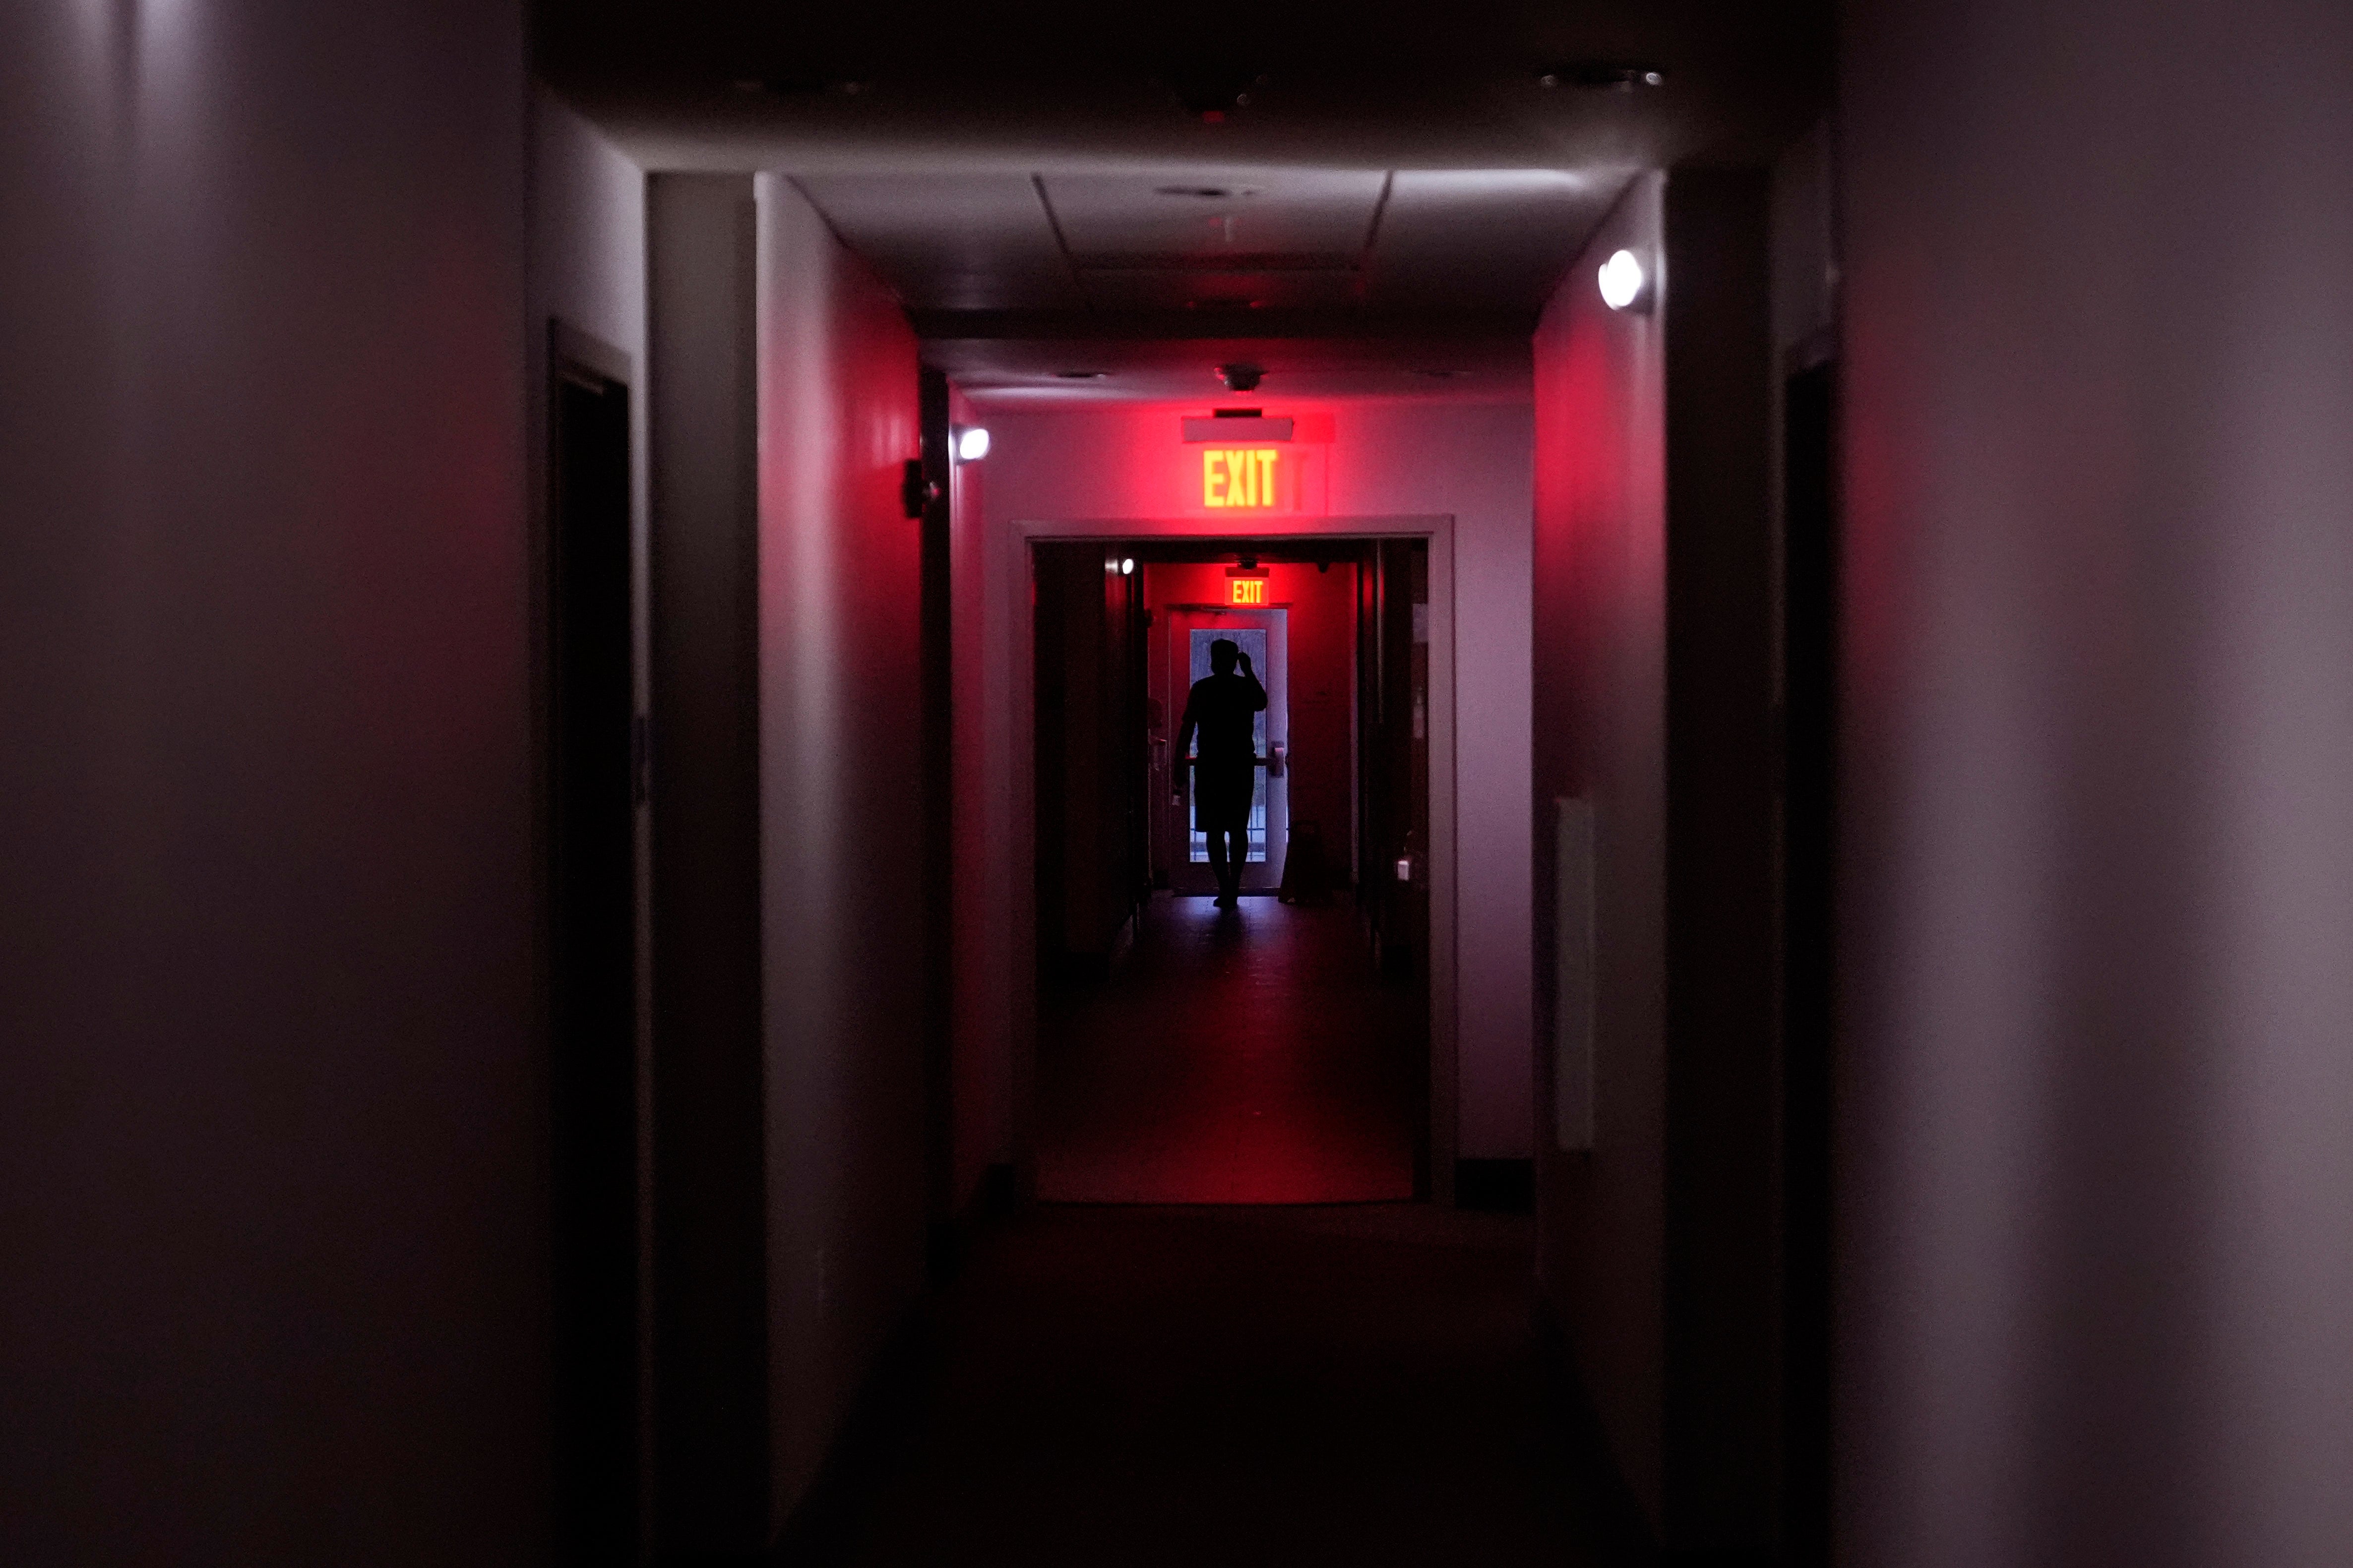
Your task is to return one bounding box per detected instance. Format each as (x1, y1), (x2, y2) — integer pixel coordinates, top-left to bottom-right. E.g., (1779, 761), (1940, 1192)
(963, 399), (1535, 1163)
(0, 1), (542, 1560)
(1532, 169), (1783, 1555)
(531, 86), (647, 534)
(1841, 0), (2353, 1562)
(1531, 176), (1671, 1522)
(947, 386), (1010, 1198)
(753, 176), (932, 1526)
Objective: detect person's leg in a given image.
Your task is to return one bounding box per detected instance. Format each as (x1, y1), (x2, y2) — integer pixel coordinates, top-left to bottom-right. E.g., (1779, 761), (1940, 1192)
(1206, 822), (1234, 903)
(1217, 826), (1245, 900)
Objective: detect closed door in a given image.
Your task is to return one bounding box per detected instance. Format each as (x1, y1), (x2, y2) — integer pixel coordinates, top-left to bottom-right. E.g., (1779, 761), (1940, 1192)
(1166, 607), (1288, 894)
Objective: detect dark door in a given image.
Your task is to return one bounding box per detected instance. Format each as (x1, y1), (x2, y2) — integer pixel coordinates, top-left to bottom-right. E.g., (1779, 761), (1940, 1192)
(1355, 539), (1431, 1196)
(548, 330), (640, 1563)
(1034, 542), (1148, 977)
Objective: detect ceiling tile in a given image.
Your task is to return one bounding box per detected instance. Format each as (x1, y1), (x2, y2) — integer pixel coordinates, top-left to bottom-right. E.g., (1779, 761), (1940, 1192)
(794, 174), (1083, 310)
(1078, 268), (1363, 314)
(1039, 169), (1387, 265)
(1366, 170), (1630, 314)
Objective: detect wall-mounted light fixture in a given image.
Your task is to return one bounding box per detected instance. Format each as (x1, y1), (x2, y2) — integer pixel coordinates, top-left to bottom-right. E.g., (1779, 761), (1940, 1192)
(952, 424), (991, 462)
(1598, 249), (1648, 311)
(1120, 557), (1136, 576)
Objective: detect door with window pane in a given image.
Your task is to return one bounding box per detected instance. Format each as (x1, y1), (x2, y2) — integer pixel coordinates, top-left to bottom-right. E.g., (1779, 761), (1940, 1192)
(1166, 607), (1287, 895)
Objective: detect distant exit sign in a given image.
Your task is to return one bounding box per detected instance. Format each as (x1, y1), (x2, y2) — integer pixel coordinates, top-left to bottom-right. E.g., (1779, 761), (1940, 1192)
(1230, 577), (1268, 606)
(1203, 448), (1280, 509)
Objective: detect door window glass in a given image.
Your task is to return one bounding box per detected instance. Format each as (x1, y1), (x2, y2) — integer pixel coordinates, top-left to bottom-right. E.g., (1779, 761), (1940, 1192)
(1186, 627), (1269, 863)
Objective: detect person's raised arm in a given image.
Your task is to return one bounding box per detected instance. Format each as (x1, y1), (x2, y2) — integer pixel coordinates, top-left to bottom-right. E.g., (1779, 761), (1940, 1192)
(1238, 651), (1268, 713)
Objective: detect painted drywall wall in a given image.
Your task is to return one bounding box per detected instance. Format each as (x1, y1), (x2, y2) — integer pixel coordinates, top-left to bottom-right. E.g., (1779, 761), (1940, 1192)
(528, 79), (649, 1560)
(966, 400), (1534, 1158)
(1839, 1), (2353, 1563)
(1656, 169), (1781, 1553)
(948, 388), (1011, 1200)
(533, 88), (647, 408)
(0, 0), (542, 1560)
(532, 88), (647, 566)
(753, 175), (931, 1529)
(1531, 176), (1672, 1524)
(646, 172), (770, 1550)
(1532, 169), (1782, 1557)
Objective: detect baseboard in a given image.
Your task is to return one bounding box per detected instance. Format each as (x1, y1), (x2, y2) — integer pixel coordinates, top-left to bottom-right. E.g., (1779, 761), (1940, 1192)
(927, 1162), (1018, 1284)
(766, 1301), (934, 1565)
(1453, 1157), (1535, 1213)
(775, 1163), (1023, 1559)
(1534, 1304), (1660, 1564)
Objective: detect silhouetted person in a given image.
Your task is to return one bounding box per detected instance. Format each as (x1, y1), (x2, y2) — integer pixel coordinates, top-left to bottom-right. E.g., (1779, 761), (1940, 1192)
(1176, 638), (1267, 908)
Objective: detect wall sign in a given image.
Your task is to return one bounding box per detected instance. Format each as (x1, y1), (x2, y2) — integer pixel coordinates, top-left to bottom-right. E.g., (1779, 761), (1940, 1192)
(1202, 448), (1281, 509)
(1229, 577), (1268, 606)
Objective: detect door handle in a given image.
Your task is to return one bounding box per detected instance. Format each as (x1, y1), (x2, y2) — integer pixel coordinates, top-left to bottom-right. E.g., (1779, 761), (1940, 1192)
(1267, 741), (1287, 779)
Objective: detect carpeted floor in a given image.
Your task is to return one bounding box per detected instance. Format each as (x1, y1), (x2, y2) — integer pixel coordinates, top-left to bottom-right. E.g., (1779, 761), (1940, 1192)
(782, 1204), (1645, 1567)
(1037, 895), (1421, 1204)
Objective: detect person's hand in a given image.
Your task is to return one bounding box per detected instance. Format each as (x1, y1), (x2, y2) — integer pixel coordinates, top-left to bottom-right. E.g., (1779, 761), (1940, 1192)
(1238, 651), (1254, 674)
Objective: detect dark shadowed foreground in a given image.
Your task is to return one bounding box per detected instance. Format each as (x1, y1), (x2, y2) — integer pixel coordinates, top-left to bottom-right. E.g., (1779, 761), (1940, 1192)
(780, 1205), (1644, 1566)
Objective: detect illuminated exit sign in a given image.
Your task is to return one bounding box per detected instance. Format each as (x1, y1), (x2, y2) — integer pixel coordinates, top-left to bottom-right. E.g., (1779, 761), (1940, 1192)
(1203, 448), (1281, 509)
(1230, 576), (1268, 606)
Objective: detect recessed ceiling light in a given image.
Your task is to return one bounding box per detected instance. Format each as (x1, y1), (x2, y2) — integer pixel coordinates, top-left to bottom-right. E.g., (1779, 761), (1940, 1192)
(731, 75), (870, 98)
(1155, 185), (1263, 200)
(1538, 60), (1670, 90)
(1054, 370), (1109, 380)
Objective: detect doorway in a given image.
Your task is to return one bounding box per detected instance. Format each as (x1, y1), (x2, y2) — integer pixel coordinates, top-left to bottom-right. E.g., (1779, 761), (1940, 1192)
(544, 321), (643, 1564)
(1164, 606), (1287, 896)
(1026, 532), (1442, 1205)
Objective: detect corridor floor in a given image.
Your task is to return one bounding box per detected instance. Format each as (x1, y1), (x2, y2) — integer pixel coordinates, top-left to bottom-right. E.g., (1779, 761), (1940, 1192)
(1037, 894), (1420, 1204)
(785, 1205), (1643, 1567)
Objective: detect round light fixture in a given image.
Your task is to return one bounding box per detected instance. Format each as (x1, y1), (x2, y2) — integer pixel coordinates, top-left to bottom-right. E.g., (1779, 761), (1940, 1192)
(1599, 249), (1646, 310)
(1120, 557), (1136, 576)
(953, 425), (991, 462)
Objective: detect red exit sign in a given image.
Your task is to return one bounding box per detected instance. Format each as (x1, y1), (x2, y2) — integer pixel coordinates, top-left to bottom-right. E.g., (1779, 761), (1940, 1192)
(1230, 577), (1268, 606)
(1203, 448), (1281, 509)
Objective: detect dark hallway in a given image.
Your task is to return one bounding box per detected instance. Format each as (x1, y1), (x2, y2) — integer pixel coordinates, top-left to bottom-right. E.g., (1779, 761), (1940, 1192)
(13, 0), (2353, 1563)
(1039, 897), (1422, 1205)
(780, 1204), (1636, 1568)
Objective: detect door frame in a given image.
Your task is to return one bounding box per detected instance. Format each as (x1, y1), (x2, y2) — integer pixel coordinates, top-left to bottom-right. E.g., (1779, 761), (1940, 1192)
(1008, 514), (1461, 1206)
(540, 318), (654, 1562)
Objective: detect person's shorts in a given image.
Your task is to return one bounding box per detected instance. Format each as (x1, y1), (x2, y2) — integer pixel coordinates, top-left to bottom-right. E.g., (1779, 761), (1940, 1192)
(1193, 766), (1254, 830)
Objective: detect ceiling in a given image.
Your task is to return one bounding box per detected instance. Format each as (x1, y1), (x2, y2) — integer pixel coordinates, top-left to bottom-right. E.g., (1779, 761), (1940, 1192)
(794, 165), (1607, 402)
(540, 0), (1832, 402)
(920, 331), (1535, 407)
